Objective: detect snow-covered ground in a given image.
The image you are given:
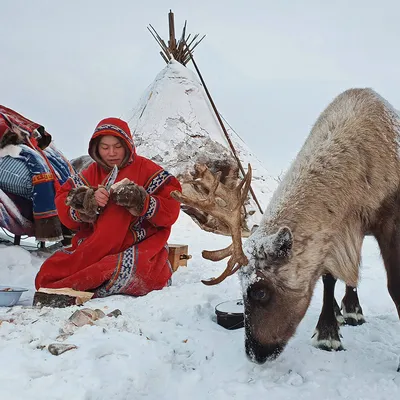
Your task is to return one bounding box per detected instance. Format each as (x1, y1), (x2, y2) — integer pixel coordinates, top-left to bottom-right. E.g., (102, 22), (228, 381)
(0, 211), (399, 400)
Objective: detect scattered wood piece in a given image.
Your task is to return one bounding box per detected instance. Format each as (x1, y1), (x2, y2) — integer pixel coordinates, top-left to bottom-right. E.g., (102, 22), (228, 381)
(48, 343), (77, 356)
(68, 308), (105, 327)
(33, 287), (94, 308)
(107, 309), (122, 318)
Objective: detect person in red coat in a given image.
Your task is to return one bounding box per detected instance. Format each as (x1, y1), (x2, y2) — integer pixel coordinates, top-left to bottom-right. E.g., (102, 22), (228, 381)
(35, 117), (182, 297)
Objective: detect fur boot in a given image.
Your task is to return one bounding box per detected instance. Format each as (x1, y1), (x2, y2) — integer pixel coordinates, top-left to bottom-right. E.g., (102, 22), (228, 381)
(66, 186), (98, 223)
(111, 181), (148, 216)
(35, 215), (63, 242)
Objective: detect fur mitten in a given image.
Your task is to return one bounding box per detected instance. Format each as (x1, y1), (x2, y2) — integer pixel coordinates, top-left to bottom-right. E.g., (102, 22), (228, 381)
(66, 186), (98, 223)
(111, 180), (148, 216)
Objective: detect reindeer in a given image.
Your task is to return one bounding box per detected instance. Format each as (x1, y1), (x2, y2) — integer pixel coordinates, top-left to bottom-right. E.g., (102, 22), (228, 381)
(171, 88), (400, 364)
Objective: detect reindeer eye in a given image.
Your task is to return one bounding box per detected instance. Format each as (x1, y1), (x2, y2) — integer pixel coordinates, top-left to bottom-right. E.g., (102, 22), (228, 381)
(249, 288), (269, 302)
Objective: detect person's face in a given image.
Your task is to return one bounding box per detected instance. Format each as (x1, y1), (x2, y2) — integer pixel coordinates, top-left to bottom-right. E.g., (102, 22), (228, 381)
(98, 135), (126, 168)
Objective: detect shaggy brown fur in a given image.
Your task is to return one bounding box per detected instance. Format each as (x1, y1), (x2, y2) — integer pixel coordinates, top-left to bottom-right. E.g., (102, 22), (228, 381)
(0, 129), (27, 148)
(34, 215), (63, 242)
(240, 88), (400, 364)
(110, 181), (148, 216)
(70, 155), (94, 173)
(66, 186), (98, 223)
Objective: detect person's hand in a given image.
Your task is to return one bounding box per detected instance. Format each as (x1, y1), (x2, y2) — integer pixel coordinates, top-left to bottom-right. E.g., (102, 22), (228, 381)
(65, 186), (98, 223)
(110, 181), (148, 215)
(95, 187), (109, 208)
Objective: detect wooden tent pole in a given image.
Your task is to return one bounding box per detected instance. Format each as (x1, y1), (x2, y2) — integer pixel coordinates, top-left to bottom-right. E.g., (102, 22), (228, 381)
(185, 44), (264, 214)
(168, 10), (176, 52)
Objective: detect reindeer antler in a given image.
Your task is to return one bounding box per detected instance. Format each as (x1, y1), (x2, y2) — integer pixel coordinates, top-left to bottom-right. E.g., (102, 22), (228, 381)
(171, 163), (252, 285)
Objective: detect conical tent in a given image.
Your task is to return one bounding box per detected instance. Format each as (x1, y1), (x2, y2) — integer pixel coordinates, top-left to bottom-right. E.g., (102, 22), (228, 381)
(125, 58), (276, 235)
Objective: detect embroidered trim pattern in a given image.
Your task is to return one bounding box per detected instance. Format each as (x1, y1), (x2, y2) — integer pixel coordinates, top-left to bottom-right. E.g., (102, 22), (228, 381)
(144, 170), (173, 195)
(96, 246), (138, 296)
(144, 196), (158, 220)
(32, 172), (53, 185)
(69, 173), (89, 188)
(70, 208), (80, 222)
(94, 124), (134, 147)
(130, 217), (147, 244)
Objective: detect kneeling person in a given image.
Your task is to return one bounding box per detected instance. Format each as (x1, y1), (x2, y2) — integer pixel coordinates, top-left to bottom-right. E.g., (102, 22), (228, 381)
(35, 117), (181, 297)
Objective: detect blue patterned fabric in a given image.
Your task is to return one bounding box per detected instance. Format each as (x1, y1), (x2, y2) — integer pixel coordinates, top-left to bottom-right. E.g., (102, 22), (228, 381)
(0, 143), (75, 222)
(0, 156), (32, 198)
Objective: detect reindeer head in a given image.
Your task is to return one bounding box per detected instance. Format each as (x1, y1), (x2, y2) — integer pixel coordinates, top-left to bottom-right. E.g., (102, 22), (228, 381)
(239, 226), (314, 363)
(171, 164), (313, 364)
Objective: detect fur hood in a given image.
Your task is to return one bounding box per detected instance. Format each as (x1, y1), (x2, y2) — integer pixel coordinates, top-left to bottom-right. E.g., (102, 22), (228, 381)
(88, 117), (136, 171)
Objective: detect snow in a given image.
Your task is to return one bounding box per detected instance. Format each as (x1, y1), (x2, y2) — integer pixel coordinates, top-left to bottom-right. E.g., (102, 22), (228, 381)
(0, 213), (399, 399)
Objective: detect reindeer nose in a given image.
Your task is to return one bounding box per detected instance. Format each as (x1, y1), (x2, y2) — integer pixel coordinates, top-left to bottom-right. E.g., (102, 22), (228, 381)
(245, 337), (285, 364)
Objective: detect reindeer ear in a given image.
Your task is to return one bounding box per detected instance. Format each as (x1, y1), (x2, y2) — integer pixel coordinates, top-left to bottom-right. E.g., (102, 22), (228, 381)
(271, 226), (293, 258)
(247, 226), (293, 262)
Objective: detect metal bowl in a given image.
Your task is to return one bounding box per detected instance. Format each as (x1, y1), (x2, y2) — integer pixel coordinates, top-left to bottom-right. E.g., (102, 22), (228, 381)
(0, 286), (28, 307)
(215, 298), (244, 330)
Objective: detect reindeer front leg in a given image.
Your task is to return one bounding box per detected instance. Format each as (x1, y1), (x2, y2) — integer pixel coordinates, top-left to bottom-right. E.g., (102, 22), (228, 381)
(312, 273), (344, 351)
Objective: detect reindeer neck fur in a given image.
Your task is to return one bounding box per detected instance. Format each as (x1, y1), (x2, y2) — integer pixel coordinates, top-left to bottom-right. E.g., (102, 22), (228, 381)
(249, 88), (400, 289)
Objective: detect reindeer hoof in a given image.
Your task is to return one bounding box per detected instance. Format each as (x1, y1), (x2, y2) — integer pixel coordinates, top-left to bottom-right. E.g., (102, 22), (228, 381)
(342, 306), (366, 326)
(311, 329), (344, 352)
(343, 314), (366, 326)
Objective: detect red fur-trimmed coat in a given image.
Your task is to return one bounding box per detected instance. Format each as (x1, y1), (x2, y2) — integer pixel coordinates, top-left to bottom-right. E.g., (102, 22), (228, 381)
(35, 152), (181, 297)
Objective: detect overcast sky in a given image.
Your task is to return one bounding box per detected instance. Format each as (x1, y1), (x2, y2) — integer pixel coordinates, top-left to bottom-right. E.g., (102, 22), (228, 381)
(2, 0), (400, 176)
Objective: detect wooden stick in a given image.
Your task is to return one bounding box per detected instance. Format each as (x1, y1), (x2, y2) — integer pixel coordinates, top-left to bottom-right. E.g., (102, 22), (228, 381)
(160, 51), (170, 63)
(147, 26), (171, 61)
(184, 42), (264, 214)
(190, 35), (206, 54)
(148, 25), (171, 55)
(175, 25), (188, 63)
(168, 10), (176, 51)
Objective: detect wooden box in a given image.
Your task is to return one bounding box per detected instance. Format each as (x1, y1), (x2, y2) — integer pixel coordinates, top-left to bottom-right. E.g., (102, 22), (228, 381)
(168, 243), (191, 272)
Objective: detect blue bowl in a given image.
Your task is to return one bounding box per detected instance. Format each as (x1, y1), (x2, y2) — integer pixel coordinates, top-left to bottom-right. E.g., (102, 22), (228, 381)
(0, 286), (28, 307)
